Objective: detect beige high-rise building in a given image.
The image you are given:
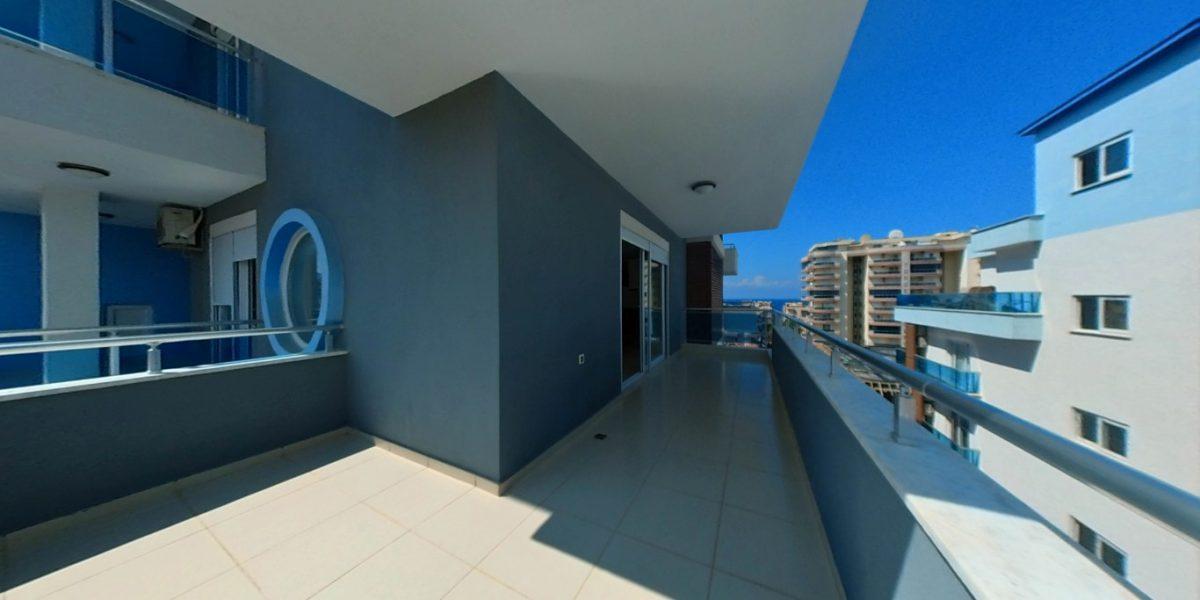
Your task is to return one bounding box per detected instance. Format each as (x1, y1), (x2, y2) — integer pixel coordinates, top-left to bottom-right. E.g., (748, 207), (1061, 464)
(800, 230), (970, 350)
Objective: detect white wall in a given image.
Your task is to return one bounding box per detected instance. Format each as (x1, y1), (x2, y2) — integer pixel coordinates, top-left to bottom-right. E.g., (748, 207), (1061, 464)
(962, 209), (1200, 599)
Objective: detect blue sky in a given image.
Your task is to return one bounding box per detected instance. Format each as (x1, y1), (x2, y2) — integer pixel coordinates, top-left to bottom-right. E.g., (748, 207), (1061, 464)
(724, 1), (1196, 299)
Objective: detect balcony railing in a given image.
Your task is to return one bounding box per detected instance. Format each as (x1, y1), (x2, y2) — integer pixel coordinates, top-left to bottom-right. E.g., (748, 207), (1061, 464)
(0, 321), (342, 390)
(897, 291), (1041, 313)
(774, 311), (1200, 546)
(896, 350), (980, 394)
(0, 0), (251, 119)
(685, 307), (772, 348)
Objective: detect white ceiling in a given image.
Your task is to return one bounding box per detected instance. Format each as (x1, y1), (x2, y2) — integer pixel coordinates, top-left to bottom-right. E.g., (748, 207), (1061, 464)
(169, 0), (865, 238)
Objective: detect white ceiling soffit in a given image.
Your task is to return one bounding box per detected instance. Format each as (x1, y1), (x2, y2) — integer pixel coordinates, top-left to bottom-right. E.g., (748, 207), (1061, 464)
(169, 0), (866, 238)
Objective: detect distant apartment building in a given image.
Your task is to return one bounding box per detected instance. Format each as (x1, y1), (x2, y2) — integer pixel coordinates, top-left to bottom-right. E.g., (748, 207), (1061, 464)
(783, 300), (806, 318)
(895, 21), (1200, 599)
(799, 230), (970, 350)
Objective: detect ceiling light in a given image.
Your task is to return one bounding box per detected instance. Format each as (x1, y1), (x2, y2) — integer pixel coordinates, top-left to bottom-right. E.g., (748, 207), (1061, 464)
(56, 162), (110, 179)
(690, 180), (717, 195)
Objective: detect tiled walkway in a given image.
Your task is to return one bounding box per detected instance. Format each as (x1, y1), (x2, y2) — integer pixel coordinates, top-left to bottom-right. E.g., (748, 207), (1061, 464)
(1, 347), (841, 599)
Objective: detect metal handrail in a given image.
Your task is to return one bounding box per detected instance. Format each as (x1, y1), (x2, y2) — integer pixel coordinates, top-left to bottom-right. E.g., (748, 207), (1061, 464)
(0, 324), (342, 375)
(0, 320), (261, 340)
(773, 310), (1200, 546)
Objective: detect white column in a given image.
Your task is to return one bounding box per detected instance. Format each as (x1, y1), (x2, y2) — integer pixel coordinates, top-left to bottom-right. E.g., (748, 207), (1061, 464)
(40, 187), (100, 383)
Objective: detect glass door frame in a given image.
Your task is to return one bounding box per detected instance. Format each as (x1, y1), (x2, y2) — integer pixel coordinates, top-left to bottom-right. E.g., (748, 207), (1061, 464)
(620, 215), (669, 389)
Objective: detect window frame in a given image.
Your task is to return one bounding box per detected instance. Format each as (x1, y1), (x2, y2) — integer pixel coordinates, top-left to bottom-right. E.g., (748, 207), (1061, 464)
(1074, 408), (1129, 457)
(1074, 133), (1132, 192)
(1075, 295), (1131, 336)
(1073, 519), (1128, 578)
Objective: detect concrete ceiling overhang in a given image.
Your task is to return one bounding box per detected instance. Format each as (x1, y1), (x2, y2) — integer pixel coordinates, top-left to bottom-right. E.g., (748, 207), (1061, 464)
(169, 0), (865, 238)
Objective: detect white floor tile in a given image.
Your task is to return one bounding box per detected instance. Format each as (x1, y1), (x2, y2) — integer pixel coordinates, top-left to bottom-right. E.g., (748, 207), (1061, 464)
(210, 477), (359, 562)
(576, 535), (710, 600)
(177, 568), (265, 600)
(666, 429), (732, 464)
(312, 532), (470, 600)
(444, 571), (527, 600)
(617, 485), (720, 565)
(364, 470), (471, 529)
(5, 494), (203, 600)
(644, 452), (727, 502)
(178, 456), (318, 527)
(280, 434), (377, 479)
(243, 504), (403, 600)
(723, 467), (814, 523)
(414, 490), (536, 565)
(542, 467), (644, 530)
(43, 531), (233, 600)
(730, 437), (804, 479)
(480, 509), (611, 599)
(320, 454), (425, 502)
(714, 506), (838, 597)
(708, 571), (795, 600)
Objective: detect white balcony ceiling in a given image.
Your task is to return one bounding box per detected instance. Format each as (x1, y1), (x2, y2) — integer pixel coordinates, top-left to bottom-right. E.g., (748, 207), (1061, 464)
(167, 0), (865, 238)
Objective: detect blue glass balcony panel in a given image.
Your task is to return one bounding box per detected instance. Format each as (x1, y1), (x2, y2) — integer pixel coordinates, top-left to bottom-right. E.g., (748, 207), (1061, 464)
(0, 0), (249, 118)
(896, 350), (981, 394)
(897, 292), (1040, 313)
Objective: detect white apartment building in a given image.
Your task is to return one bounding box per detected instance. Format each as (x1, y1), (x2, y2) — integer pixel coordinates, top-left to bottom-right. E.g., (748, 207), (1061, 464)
(800, 230), (969, 349)
(895, 21), (1200, 599)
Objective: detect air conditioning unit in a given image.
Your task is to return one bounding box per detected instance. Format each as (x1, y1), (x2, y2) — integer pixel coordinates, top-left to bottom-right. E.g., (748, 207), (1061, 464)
(157, 206), (204, 251)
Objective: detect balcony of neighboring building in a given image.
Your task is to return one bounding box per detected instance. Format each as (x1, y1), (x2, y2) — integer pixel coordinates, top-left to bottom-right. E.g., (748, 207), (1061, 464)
(969, 214), (1045, 257)
(908, 278), (942, 291)
(908, 252), (942, 264)
(0, 0), (266, 211)
(896, 350), (981, 394)
(894, 292), (1044, 340)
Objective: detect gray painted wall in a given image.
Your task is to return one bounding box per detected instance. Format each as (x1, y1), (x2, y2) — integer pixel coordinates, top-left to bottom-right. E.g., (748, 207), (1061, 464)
(495, 78), (684, 479)
(192, 57), (681, 482)
(0, 355), (346, 534)
(771, 331), (970, 600)
(196, 58), (504, 480)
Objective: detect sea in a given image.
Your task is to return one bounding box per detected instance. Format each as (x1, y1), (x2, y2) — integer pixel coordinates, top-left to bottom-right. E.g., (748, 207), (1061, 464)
(725, 298), (803, 312)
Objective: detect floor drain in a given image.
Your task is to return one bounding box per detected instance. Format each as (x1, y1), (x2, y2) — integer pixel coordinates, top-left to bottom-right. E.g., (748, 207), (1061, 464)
(594, 433), (607, 440)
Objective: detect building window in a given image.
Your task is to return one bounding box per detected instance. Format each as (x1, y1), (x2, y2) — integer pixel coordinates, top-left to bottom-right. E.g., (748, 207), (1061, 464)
(1075, 135), (1131, 190)
(1075, 519), (1128, 577)
(1075, 409), (1128, 456)
(1076, 296), (1129, 333)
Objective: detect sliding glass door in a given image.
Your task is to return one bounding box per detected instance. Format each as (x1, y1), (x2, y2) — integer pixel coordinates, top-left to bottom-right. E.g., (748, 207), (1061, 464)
(621, 241), (644, 382)
(621, 232), (669, 386)
(648, 260), (666, 365)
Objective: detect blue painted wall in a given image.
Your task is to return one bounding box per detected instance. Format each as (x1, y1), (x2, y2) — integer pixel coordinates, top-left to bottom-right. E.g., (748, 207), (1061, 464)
(0, 212), (41, 388)
(0, 211), (198, 386)
(1033, 33), (1200, 239)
